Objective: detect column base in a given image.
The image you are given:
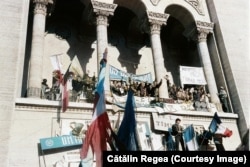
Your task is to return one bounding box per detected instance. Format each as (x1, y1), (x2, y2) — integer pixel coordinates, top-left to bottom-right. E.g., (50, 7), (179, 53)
(27, 87), (41, 98)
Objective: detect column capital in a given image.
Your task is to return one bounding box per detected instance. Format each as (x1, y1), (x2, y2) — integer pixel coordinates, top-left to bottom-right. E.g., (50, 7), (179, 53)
(33, 0), (54, 15)
(147, 11), (169, 25)
(196, 21), (214, 42)
(141, 11), (169, 34)
(90, 1), (117, 26)
(96, 15), (108, 26)
(91, 1), (117, 16)
(184, 21), (214, 42)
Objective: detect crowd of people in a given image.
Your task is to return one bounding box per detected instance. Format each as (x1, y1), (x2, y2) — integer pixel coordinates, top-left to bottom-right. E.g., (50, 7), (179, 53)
(110, 78), (230, 112)
(167, 118), (223, 151)
(41, 71), (229, 112)
(110, 78), (213, 109)
(110, 79), (162, 98)
(41, 70), (97, 103)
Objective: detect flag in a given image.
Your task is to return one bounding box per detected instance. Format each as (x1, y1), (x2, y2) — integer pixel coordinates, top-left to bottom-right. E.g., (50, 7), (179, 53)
(183, 125), (199, 151)
(69, 55), (84, 78)
(49, 53), (71, 112)
(117, 89), (138, 151)
(79, 146), (93, 167)
(208, 112), (232, 137)
(50, 54), (63, 71)
(108, 129), (127, 151)
(208, 112), (222, 134)
(167, 128), (175, 151)
(106, 110), (127, 151)
(80, 48), (112, 167)
(61, 63), (72, 112)
(50, 54), (63, 91)
(215, 124), (233, 137)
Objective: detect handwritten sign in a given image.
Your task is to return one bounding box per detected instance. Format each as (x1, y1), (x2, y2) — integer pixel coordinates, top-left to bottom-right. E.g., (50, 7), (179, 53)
(179, 66), (207, 85)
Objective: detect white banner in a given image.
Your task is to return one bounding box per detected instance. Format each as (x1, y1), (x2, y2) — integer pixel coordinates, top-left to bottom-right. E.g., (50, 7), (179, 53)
(109, 93), (155, 108)
(179, 66), (207, 85)
(109, 65), (153, 83)
(69, 55), (84, 78)
(50, 54), (63, 71)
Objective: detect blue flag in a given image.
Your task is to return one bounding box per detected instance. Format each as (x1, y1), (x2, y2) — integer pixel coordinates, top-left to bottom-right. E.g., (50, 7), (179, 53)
(208, 112), (222, 134)
(117, 89), (138, 151)
(167, 128), (175, 151)
(183, 125), (199, 151)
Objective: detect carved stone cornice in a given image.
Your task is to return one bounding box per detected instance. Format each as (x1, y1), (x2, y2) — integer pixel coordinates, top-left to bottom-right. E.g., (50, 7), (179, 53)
(196, 21), (214, 31)
(196, 21), (214, 42)
(91, 1), (117, 17)
(184, 21), (214, 42)
(141, 11), (169, 34)
(89, 1), (117, 26)
(33, 0), (54, 16)
(147, 11), (169, 26)
(185, 0), (205, 15)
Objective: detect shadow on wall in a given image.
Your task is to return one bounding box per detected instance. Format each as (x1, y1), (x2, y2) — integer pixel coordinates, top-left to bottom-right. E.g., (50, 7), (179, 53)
(108, 7), (148, 74)
(22, 0), (96, 97)
(236, 128), (249, 151)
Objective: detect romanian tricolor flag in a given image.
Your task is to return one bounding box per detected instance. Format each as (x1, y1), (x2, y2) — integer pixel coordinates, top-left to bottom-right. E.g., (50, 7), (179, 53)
(215, 123), (233, 137)
(80, 48), (112, 167)
(209, 112), (232, 137)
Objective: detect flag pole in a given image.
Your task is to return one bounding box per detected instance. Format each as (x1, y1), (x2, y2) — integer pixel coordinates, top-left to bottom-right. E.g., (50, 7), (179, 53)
(199, 112), (219, 150)
(198, 130), (210, 151)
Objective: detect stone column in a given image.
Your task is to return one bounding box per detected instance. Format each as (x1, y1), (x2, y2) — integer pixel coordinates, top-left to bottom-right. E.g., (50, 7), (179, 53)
(147, 11), (170, 99)
(27, 0), (52, 98)
(91, 1), (117, 70)
(195, 21), (220, 104)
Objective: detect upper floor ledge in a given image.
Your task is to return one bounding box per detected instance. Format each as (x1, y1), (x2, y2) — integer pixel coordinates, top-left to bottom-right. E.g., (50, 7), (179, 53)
(15, 98), (238, 119)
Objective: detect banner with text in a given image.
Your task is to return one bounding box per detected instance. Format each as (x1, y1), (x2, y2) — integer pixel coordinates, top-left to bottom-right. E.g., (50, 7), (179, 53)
(179, 66), (207, 85)
(109, 65), (153, 83)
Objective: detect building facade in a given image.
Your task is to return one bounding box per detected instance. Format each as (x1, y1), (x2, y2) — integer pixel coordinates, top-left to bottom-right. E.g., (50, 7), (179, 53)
(0, 0), (249, 166)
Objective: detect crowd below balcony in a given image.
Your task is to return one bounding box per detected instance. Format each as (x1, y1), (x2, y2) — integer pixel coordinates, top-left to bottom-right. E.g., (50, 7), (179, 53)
(40, 71), (229, 112)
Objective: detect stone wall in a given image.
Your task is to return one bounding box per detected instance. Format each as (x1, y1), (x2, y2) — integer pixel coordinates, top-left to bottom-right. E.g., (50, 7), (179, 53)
(0, 0), (29, 166)
(13, 98), (241, 166)
(206, 0), (250, 137)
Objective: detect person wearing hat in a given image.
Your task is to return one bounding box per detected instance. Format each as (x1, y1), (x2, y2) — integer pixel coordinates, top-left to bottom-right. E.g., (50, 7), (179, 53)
(171, 118), (185, 151)
(217, 86), (229, 112)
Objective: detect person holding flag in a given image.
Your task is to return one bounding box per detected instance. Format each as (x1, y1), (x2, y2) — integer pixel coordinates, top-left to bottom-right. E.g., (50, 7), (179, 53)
(183, 125), (199, 151)
(208, 112), (232, 137)
(171, 118), (185, 151)
(49, 53), (72, 112)
(203, 112), (233, 151)
(79, 48), (112, 167)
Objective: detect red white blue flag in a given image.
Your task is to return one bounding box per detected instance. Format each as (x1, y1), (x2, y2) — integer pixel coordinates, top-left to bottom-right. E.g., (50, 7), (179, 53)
(209, 112), (232, 137)
(208, 112), (222, 133)
(215, 123), (233, 137)
(80, 48), (111, 167)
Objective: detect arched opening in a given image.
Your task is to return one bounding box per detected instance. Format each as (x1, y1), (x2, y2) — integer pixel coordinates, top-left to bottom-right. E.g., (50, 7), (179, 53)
(108, 7), (148, 73)
(23, 0), (94, 97)
(162, 5), (200, 86)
